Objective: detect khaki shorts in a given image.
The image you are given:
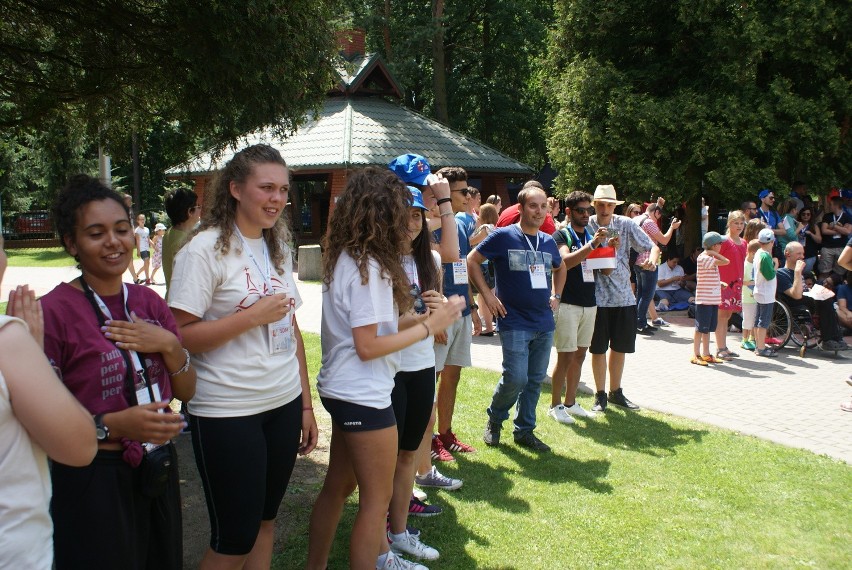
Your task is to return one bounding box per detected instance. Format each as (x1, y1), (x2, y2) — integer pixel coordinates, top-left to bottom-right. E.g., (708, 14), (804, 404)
(433, 314), (472, 372)
(553, 304), (597, 353)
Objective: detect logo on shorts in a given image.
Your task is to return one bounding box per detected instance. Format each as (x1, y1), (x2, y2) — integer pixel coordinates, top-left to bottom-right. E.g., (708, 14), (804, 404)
(343, 421), (362, 426)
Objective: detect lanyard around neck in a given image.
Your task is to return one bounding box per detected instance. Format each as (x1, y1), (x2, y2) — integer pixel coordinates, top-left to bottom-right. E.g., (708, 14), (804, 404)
(234, 225), (274, 293)
(517, 223), (539, 252)
(79, 277), (151, 403)
(567, 225), (591, 246)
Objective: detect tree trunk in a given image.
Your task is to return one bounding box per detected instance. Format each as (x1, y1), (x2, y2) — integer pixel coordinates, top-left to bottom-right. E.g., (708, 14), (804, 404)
(383, 0), (393, 60)
(132, 133), (141, 210)
(432, 0), (448, 124)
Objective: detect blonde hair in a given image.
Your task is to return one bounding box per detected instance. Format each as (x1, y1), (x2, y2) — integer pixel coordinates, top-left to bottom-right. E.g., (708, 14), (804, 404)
(743, 218), (765, 243)
(478, 203), (498, 225)
(726, 209), (746, 230)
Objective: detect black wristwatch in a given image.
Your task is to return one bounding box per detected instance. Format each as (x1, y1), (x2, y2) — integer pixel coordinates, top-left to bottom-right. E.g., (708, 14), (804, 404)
(94, 414), (110, 441)
(470, 303), (479, 311)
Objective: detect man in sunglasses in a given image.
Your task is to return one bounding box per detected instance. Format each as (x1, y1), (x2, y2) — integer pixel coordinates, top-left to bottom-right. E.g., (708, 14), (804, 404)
(756, 189), (784, 260)
(431, 166), (479, 460)
(547, 191), (608, 425)
(740, 200), (759, 220)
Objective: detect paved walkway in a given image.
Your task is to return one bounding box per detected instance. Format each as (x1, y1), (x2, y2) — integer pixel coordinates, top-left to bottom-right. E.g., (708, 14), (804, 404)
(8, 266), (852, 464)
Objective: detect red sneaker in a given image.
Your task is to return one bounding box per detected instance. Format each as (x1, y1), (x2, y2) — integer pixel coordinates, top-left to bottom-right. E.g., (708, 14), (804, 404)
(430, 435), (454, 462)
(438, 430), (476, 453)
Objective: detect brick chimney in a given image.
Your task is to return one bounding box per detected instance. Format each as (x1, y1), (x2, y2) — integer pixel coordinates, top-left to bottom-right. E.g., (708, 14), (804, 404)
(335, 28), (366, 60)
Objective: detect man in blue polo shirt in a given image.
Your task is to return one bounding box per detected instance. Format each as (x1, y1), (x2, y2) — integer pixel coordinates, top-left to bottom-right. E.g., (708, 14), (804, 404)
(468, 186), (566, 452)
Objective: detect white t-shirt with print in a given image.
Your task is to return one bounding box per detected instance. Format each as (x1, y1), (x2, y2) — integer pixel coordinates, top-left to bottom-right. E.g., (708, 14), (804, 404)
(317, 252), (399, 409)
(168, 229), (303, 417)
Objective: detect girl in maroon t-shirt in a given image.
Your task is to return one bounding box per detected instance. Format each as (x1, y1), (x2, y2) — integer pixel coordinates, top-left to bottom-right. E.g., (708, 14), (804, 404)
(41, 175), (196, 569)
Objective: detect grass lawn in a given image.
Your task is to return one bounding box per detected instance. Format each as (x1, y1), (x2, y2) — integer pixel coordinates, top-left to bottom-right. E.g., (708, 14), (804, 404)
(5, 247), (74, 267)
(276, 332), (850, 569)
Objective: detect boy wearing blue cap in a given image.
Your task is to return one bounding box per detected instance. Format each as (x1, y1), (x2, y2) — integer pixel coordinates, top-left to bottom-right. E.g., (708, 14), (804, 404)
(691, 232), (730, 365)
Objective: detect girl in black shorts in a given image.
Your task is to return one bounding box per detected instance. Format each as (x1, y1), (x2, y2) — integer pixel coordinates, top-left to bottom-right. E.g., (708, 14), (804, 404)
(306, 169), (464, 570)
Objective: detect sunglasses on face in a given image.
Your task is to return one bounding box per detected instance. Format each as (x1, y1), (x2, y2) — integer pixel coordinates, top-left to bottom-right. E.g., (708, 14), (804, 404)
(452, 188), (471, 197)
(573, 207), (595, 215)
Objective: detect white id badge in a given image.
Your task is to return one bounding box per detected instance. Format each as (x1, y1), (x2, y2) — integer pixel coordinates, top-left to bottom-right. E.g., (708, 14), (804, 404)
(268, 318), (293, 354)
(581, 260), (595, 282)
(135, 382), (162, 407)
(529, 264), (547, 289)
(452, 261), (468, 285)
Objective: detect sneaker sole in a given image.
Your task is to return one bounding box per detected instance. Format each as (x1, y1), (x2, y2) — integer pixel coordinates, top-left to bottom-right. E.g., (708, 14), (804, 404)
(408, 510), (442, 518)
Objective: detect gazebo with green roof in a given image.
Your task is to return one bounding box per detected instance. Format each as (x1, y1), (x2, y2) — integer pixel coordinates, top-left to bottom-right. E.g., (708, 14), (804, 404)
(171, 30), (533, 242)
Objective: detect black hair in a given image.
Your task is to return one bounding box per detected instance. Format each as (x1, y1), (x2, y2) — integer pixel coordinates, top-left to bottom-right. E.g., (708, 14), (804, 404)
(565, 190), (593, 209)
(412, 214), (440, 293)
(164, 187), (198, 225)
(52, 174), (129, 256)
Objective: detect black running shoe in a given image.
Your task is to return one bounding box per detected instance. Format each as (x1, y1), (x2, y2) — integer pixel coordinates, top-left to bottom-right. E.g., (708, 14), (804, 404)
(608, 388), (640, 410)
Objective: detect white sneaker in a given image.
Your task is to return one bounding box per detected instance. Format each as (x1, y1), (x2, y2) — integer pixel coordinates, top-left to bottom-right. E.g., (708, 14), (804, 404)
(547, 404), (575, 425)
(564, 402), (596, 418)
(414, 465), (463, 490)
(412, 487), (427, 501)
(379, 551), (429, 570)
(388, 531), (439, 561)
(651, 318), (670, 327)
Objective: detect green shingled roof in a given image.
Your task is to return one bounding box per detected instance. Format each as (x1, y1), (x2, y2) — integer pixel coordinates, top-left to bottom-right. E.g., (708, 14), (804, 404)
(171, 97), (532, 175)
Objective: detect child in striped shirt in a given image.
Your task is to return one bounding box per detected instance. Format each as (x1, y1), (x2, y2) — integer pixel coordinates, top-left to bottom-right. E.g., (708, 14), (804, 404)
(691, 232), (730, 365)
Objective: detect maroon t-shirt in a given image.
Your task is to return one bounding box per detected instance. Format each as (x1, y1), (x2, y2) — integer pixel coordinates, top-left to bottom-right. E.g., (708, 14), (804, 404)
(42, 282), (176, 416)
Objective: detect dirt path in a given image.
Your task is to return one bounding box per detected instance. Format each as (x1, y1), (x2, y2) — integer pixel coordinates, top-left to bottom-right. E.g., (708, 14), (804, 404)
(177, 410), (332, 568)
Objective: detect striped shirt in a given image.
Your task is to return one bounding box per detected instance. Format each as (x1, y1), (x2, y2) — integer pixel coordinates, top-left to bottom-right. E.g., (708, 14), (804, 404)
(695, 252), (721, 305)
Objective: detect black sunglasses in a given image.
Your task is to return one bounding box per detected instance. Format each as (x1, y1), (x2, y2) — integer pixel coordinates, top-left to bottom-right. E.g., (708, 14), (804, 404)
(451, 188), (471, 197)
(572, 207), (595, 215)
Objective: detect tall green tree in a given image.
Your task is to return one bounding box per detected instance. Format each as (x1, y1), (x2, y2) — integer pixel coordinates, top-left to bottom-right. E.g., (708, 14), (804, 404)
(345, 0), (552, 168)
(545, 0), (851, 205)
(0, 0), (339, 152)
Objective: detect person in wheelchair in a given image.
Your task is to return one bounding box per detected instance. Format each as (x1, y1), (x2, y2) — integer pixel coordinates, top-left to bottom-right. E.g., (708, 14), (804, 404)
(776, 242), (849, 351)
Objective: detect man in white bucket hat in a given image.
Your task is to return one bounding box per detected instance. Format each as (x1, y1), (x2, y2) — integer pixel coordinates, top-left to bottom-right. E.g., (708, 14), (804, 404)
(587, 184), (658, 412)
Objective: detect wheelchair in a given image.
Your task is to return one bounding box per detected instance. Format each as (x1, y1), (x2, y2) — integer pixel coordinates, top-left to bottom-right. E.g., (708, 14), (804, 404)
(766, 298), (821, 357)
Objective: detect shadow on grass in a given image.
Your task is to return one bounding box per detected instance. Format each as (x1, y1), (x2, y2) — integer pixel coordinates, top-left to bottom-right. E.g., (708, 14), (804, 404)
(578, 407), (708, 457)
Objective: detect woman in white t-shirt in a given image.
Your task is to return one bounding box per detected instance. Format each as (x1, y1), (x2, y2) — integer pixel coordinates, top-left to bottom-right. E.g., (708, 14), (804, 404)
(0, 241), (96, 569)
(169, 145), (317, 569)
(306, 168), (464, 570)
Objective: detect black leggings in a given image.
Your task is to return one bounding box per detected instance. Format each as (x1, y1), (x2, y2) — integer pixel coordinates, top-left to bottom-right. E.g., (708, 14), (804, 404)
(189, 397), (301, 555)
(391, 367), (436, 451)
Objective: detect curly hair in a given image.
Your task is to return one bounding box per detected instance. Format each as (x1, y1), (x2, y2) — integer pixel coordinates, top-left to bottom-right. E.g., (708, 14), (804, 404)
(191, 144), (292, 273)
(52, 174), (129, 258)
(322, 167), (413, 311)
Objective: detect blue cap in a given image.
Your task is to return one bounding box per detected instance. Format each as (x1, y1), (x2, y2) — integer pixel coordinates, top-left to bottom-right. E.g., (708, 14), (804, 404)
(388, 154), (431, 185)
(758, 189), (773, 200)
(407, 186), (427, 210)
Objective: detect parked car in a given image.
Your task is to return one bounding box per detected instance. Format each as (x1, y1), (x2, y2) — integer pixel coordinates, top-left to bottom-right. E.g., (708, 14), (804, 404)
(11, 210), (54, 239)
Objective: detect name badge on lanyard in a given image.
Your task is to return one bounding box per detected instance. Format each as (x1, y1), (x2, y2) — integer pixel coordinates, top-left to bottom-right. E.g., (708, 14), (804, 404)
(569, 226), (595, 283)
(235, 226), (295, 355)
(522, 227), (548, 289)
(453, 259), (468, 285)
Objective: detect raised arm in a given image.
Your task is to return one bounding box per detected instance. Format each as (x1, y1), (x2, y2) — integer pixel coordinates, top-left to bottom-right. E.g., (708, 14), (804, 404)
(1, 322), (97, 466)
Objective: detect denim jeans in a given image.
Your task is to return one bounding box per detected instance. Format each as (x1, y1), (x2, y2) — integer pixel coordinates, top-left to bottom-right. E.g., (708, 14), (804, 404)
(487, 328), (554, 436)
(635, 265), (659, 328)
